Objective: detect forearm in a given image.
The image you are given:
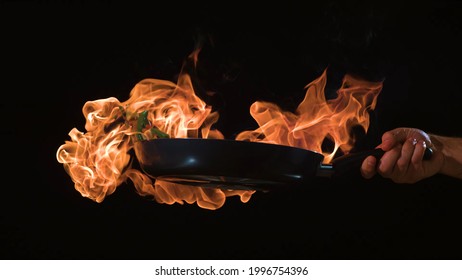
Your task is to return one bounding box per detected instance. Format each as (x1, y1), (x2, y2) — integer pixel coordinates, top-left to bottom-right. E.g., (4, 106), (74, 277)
(430, 134), (462, 179)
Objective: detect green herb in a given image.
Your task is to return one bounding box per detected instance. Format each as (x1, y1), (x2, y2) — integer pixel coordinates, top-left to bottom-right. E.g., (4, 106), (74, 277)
(136, 110), (149, 141)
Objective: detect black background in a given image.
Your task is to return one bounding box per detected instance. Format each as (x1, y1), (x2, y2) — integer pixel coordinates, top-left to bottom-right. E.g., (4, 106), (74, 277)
(2, 1), (462, 259)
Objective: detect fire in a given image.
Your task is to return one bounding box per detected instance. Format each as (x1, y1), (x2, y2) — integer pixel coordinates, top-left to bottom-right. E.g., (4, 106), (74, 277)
(57, 50), (383, 210)
(56, 50), (251, 210)
(236, 69), (383, 163)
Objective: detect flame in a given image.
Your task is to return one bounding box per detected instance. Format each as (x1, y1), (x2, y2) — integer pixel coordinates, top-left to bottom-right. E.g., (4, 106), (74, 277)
(57, 50), (383, 210)
(236, 69), (383, 163)
(57, 50), (253, 210)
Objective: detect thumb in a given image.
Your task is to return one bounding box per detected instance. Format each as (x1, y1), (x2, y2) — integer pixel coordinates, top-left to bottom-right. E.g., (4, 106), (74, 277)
(380, 129), (402, 151)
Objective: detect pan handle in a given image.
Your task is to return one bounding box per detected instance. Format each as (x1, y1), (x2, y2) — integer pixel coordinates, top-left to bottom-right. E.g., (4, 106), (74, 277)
(328, 146), (433, 178)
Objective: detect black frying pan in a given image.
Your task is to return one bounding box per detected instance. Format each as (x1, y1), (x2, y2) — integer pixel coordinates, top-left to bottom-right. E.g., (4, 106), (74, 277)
(134, 138), (432, 192)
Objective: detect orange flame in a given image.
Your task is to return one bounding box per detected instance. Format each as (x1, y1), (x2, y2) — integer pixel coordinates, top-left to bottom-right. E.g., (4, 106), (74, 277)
(57, 50), (383, 210)
(57, 50), (253, 210)
(236, 69), (383, 163)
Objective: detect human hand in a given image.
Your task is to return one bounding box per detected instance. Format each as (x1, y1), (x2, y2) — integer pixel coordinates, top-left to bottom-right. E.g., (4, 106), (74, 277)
(360, 127), (444, 183)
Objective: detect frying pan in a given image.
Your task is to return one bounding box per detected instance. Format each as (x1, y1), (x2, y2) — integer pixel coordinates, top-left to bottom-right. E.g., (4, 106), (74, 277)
(133, 138), (433, 192)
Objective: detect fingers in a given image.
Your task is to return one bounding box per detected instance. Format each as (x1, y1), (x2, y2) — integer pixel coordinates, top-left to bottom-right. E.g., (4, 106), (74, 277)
(411, 140), (427, 165)
(380, 128), (411, 151)
(363, 127), (435, 183)
(377, 144), (402, 178)
(378, 139), (429, 183)
(379, 131), (398, 151)
(395, 138), (417, 174)
(407, 140), (427, 180)
(380, 127), (430, 151)
(361, 155), (377, 179)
